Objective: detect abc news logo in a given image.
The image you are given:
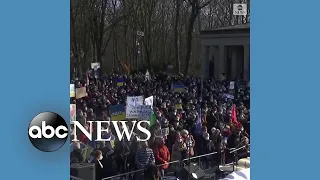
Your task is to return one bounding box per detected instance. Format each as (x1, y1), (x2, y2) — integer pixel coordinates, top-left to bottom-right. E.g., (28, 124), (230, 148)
(28, 112), (151, 152)
(28, 112), (68, 152)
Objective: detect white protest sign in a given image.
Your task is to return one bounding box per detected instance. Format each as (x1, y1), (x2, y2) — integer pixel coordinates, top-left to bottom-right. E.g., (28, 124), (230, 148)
(126, 105), (152, 119)
(229, 81), (235, 89)
(70, 84), (75, 97)
(144, 96), (153, 108)
(139, 105), (152, 119)
(126, 96), (144, 106)
(91, 62), (100, 70)
(154, 128), (169, 137)
(224, 93), (234, 99)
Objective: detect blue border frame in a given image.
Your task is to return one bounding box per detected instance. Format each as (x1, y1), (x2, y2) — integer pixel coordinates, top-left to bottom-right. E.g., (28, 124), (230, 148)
(252, 0), (320, 179)
(0, 1), (69, 180)
(1, 0), (320, 179)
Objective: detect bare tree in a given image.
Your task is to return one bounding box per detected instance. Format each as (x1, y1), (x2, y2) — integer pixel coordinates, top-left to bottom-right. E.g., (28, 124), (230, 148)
(71, 0), (91, 76)
(71, 0), (250, 74)
(89, 0), (126, 70)
(184, 0), (215, 75)
(174, 0), (183, 73)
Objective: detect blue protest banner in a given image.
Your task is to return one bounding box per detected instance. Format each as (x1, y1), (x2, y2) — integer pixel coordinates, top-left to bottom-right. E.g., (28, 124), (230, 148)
(172, 84), (185, 92)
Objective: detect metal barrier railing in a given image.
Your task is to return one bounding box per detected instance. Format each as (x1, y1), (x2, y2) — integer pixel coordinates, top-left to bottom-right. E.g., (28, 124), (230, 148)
(70, 175), (84, 180)
(100, 144), (249, 180)
(101, 160), (180, 180)
(181, 151), (221, 169)
(70, 145), (250, 180)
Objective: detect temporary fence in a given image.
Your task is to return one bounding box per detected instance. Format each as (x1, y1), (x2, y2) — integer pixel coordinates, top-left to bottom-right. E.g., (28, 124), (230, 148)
(181, 151), (224, 169)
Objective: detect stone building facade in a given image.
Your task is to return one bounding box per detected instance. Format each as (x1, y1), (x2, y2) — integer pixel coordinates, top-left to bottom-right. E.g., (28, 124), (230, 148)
(199, 23), (250, 80)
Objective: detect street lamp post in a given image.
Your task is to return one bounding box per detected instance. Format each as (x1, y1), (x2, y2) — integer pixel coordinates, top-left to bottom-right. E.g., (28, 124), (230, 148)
(136, 31), (144, 70)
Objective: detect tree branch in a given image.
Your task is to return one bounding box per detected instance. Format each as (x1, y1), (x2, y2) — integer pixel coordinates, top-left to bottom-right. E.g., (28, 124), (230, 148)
(199, 0), (213, 9)
(101, 28), (115, 56)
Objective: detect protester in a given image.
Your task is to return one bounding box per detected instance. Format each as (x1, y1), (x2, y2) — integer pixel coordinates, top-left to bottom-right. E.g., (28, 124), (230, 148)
(114, 137), (130, 173)
(171, 132), (186, 175)
(153, 137), (170, 178)
(204, 132), (216, 168)
(91, 150), (104, 180)
(70, 142), (84, 163)
(128, 137), (140, 172)
(135, 141), (155, 179)
(101, 146), (115, 177)
(210, 127), (223, 166)
(181, 129), (195, 158)
(135, 141), (155, 170)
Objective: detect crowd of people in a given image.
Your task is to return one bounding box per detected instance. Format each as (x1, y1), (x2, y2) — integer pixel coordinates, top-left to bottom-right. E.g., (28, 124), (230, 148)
(70, 71), (250, 180)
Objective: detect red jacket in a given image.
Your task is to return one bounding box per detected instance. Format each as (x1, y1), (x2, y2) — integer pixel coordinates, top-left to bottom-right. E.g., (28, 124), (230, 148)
(153, 145), (170, 169)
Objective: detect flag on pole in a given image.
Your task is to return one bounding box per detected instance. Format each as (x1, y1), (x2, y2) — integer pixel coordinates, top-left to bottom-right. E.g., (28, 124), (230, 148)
(195, 108), (202, 134)
(231, 104), (241, 128)
(149, 111), (157, 127)
(231, 104), (237, 123)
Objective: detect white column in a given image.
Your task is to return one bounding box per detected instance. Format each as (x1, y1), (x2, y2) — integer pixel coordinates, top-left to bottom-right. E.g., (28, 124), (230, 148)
(243, 44), (250, 80)
(231, 47), (237, 80)
(218, 45), (225, 78)
(201, 45), (210, 79)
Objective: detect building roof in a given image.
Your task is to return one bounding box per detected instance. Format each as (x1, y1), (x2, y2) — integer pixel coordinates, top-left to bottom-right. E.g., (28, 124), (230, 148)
(200, 23), (250, 34)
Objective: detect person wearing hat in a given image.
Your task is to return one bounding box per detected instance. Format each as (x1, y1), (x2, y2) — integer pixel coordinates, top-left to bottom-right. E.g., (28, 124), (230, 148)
(181, 129), (195, 158)
(70, 141), (84, 163)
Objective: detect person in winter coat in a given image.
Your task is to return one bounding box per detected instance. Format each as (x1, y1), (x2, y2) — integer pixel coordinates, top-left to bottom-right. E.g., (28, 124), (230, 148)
(135, 141), (155, 180)
(70, 142), (85, 163)
(114, 138), (130, 173)
(101, 146), (116, 177)
(200, 132), (214, 168)
(181, 129), (195, 158)
(91, 150), (104, 180)
(153, 137), (170, 178)
(128, 135), (140, 172)
(171, 132), (186, 175)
